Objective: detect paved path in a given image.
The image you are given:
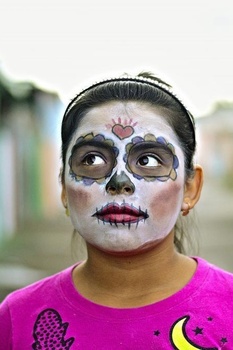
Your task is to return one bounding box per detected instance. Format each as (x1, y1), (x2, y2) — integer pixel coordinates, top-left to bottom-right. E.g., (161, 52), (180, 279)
(0, 178), (233, 301)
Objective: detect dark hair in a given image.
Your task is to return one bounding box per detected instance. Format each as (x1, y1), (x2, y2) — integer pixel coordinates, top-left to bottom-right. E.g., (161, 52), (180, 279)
(61, 72), (197, 254)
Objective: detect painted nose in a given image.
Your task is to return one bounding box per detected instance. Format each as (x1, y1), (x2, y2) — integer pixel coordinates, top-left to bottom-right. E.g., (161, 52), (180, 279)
(106, 171), (135, 195)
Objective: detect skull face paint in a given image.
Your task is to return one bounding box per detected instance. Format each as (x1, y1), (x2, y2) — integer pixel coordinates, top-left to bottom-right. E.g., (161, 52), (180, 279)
(124, 133), (179, 182)
(69, 133), (119, 185)
(64, 101), (186, 254)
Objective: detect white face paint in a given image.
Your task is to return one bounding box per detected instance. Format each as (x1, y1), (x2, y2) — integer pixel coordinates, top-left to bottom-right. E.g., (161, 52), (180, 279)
(64, 101), (186, 254)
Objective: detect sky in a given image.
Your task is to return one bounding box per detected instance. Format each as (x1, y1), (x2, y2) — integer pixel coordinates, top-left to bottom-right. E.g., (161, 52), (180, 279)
(0, 0), (233, 116)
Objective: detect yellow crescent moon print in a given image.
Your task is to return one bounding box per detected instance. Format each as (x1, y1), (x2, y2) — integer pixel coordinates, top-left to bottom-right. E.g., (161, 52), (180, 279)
(170, 316), (217, 350)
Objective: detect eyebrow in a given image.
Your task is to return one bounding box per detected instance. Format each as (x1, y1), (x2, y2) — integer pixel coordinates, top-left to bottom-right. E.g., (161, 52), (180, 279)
(71, 139), (116, 153)
(129, 141), (174, 154)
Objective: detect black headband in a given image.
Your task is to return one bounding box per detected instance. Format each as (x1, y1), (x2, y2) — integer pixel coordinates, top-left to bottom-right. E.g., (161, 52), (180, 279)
(63, 76), (195, 134)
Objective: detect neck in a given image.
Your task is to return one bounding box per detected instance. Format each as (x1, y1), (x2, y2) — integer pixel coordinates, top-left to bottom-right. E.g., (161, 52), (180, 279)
(72, 233), (196, 308)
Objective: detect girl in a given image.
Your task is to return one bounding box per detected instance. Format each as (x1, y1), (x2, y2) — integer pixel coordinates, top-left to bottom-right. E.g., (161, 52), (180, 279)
(1, 72), (233, 349)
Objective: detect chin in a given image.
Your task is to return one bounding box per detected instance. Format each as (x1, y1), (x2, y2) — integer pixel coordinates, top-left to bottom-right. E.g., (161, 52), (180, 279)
(89, 238), (165, 257)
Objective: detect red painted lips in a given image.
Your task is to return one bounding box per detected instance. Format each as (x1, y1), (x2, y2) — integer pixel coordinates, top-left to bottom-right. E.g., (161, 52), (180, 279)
(92, 203), (149, 224)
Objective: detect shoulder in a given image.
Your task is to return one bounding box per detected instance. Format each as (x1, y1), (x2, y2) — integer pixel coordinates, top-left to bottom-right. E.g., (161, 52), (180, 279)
(195, 257), (233, 290)
(1, 265), (75, 310)
(198, 257), (233, 277)
(0, 265), (77, 348)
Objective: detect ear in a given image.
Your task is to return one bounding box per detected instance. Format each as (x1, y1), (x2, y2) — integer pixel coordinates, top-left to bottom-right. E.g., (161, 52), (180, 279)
(61, 184), (67, 208)
(182, 165), (204, 212)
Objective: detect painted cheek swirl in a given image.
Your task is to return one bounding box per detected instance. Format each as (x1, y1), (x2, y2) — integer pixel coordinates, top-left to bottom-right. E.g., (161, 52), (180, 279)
(68, 133), (119, 185)
(124, 133), (179, 182)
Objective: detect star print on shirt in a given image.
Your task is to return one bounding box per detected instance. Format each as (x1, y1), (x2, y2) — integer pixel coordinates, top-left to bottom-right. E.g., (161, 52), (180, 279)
(221, 337), (228, 344)
(207, 317), (213, 321)
(193, 327), (203, 335)
(153, 330), (160, 336)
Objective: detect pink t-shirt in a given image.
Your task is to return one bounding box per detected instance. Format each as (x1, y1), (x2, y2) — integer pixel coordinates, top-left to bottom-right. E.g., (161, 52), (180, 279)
(0, 257), (233, 349)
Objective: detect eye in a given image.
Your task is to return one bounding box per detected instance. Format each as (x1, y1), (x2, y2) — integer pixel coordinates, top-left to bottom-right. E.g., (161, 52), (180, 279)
(137, 155), (160, 167)
(82, 154), (105, 166)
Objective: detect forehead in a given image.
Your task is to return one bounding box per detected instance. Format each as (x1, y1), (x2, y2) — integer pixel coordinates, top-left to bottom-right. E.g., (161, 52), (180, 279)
(71, 101), (180, 145)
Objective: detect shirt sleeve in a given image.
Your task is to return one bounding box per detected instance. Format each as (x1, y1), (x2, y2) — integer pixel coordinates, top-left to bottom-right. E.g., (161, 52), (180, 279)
(0, 298), (13, 349)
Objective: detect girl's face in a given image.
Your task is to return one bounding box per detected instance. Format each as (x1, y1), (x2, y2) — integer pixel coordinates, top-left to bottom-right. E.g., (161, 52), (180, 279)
(62, 101), (186, 254)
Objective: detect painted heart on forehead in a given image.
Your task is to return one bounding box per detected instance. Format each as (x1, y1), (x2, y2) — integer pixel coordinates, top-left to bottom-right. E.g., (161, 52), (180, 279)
(107, 117), (138, 140)
(112, 124), (134, 140)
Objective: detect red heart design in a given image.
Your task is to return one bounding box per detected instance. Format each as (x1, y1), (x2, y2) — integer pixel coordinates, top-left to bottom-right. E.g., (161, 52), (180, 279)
(112, 124), (134, 140)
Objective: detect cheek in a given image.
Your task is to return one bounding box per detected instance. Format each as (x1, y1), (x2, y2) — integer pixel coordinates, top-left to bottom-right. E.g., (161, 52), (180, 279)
(149, 181), (183, 218)
(66, 185), (93, 215)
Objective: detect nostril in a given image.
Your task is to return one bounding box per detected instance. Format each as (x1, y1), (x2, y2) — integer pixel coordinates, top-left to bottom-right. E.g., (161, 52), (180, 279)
(105, 171), (135, 195)
(107, 186), (117, 195)
(124, 187), (132, 194)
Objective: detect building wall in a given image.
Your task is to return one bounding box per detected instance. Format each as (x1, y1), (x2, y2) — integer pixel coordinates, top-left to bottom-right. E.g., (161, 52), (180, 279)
(0, 76), (64, 240)
(196, 106), (233, 184)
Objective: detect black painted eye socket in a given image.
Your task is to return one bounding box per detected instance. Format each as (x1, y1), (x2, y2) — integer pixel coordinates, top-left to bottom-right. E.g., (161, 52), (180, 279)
(127, 142), (174, 178)
(69, 145), (116, 180)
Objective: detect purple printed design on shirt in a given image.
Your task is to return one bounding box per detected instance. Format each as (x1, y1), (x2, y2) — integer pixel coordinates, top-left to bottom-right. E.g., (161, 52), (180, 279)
(32, 308), (75, 349)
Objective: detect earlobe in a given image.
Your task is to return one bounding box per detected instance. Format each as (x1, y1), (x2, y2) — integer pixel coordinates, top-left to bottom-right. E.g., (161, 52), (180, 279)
(61, 185), (67, 208)
(181, 202), (191, 216)
(182, 165), (204, 213)
(61, 185), (70, 216)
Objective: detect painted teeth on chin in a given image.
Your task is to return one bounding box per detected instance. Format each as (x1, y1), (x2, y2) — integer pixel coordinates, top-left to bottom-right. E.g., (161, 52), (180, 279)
(95, 208), (100, 223)
(139, 206), (144, 217)
(130, 204), (134, 216)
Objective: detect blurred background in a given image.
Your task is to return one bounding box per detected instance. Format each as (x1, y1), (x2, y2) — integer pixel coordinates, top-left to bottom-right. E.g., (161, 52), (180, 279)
(0, 0), (233, 301)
